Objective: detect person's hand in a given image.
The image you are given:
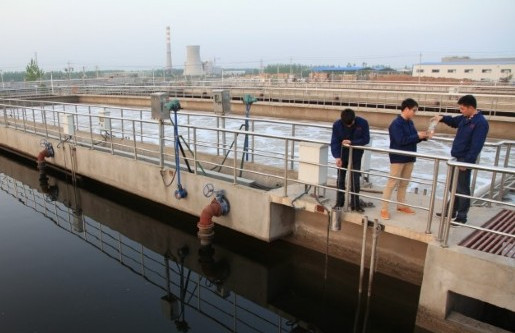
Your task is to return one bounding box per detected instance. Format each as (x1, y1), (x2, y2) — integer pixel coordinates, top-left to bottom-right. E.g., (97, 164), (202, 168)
(459, 166), (467, 171)
(418, 131), (429, 139)
(431, 115), (443, 123)
(342, 139), (351, 146)
(426, 131), (434, 139)
(335, 158), (342, 168)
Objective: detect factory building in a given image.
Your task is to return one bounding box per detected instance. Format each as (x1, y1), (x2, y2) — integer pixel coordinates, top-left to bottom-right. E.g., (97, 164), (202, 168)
(412, 57), (515, 82)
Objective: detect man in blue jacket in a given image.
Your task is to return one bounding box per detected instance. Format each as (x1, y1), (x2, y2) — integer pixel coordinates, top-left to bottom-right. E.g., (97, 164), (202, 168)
(432, 95), (489, 224)
(381, 98), (429, 220)
(331, 108), (370, 212)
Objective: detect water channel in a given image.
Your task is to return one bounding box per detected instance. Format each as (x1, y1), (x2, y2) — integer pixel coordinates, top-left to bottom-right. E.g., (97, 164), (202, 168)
(0, 150), (426, 333)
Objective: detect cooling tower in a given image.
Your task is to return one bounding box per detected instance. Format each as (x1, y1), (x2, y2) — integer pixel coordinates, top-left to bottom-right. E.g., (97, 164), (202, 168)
(184, 45), (204, 76)
(165, 26), (172, 72)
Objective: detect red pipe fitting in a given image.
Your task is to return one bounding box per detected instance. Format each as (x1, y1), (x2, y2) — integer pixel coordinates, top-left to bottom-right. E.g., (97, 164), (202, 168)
(198, 198), (222, 229)
(37, 148), (51, 170)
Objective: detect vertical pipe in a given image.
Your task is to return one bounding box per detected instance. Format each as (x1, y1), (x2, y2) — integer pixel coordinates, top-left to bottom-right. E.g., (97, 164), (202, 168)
(437, 163), (453, 241)
(426, 159), (440, 234)
(442, 165), (459, 248)
(367, 219), (380, 298)
(358, 216), (368, 295)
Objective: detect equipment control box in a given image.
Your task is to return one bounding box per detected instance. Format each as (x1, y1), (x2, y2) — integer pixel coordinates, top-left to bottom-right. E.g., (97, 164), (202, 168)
(151, 92), (170, 120)
(213, 89), (231, 115)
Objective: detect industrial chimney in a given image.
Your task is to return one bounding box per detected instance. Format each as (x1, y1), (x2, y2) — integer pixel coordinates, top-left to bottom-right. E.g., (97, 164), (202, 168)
(183, 45), (204, 76)
(165, 26), (172, 73)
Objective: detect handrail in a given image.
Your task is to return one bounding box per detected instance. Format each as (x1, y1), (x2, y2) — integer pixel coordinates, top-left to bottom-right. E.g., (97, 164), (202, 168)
(1, 100), (513, 238)
(439, 158), (515, 248)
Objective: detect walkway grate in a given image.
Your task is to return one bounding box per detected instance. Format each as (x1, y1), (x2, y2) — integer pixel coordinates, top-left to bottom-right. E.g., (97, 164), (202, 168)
(459, 209), (515, 258)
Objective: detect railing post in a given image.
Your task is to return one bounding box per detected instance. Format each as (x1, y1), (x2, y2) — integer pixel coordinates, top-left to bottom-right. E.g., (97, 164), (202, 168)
(88, 106), (93, 148)
(132, 120), (137, 160)
(192, 127), (198, 174)
(120, 109), (125, 139)
(251, 119), (255, 163)
(3, 105), (8, 127)
(32, 108), (36, 133)
(442, 164), (460, 248)
(470, 152), (480, 196)
(488, 144), (502, 206)
(159, 120), (165, 168)
(344, 145), (353, 212)
(290, 124), (295, 170)
(139, 110), (143, 142)
(437, 162), (453, 241)
(233, 132), (238, 184)
(284, 139), (289, 197)
(425, 159), (440, 234)
(499, 142), (511, 201)
(216, 117), (220, 156)
(43, 107), (49, 138)
(22, 107), (27, 132)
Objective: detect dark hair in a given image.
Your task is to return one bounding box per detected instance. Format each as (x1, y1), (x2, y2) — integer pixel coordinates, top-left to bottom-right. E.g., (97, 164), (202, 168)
(341, 108), (355, 126)
(458, 95), (477, 109)
(401, 98), (418, 112)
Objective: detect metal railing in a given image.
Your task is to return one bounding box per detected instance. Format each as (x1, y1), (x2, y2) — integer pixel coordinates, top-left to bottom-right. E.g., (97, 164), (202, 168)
(2, 83), (515, 116)
(1, 99), (513, 237)
(438, 159), (515, 248)
(0, 174), (293, 332)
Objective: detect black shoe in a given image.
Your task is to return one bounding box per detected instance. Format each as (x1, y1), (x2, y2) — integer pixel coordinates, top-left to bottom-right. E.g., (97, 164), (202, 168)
(352, 206), (365, 213)
(453, 217), (467, 224)
(436, 212), (456, 219)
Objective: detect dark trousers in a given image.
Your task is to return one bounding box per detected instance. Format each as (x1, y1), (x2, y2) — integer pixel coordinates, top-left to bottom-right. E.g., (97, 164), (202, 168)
(447, 166), (471, 221)
(336, 161), (361, 208)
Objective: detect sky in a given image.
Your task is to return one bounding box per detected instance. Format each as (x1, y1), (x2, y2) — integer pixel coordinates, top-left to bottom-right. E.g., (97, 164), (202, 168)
(1, 0), (515, 71)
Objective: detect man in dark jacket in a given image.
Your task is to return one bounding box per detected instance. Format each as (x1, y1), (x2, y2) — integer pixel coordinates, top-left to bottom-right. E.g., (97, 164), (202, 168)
(331, 108), (370, 211)
(432, 95), (489, 223)
(381, 98), (429, 220)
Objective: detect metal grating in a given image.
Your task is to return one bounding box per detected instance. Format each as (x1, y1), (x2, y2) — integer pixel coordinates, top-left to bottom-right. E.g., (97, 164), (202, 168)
(459, 209), (515, 258)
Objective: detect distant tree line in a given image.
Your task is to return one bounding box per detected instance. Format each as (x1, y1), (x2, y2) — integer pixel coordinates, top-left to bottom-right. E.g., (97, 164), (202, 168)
(264, 64), (312, 76)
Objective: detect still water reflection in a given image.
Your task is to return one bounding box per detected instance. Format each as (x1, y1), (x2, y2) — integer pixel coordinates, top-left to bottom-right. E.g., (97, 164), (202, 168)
(0, 151), (420, 333)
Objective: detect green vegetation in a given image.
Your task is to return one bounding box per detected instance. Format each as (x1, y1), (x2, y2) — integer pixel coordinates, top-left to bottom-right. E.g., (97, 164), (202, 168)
(264, 63), (312, 76)
(25, 58), (44, 81)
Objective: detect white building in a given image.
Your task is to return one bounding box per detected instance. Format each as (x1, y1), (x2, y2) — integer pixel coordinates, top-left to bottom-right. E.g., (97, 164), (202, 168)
(412, 57), (515, 82)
